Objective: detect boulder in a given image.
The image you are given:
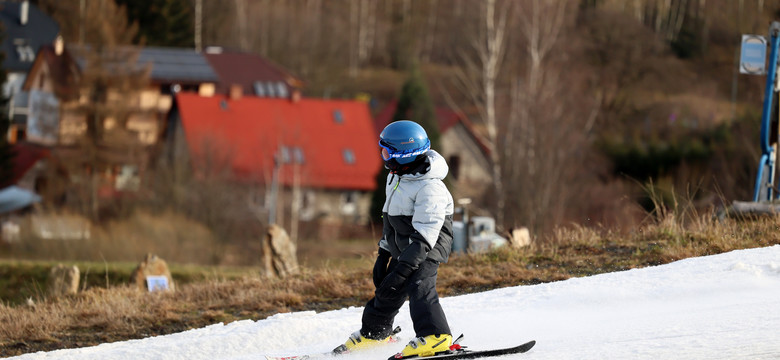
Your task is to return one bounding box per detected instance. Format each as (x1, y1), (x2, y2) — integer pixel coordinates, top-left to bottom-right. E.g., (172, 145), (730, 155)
(130, 253), (175, 292)
(509, 227), (532, 248)
(263, 224), (299, 278)
(46, 264), (79, 297)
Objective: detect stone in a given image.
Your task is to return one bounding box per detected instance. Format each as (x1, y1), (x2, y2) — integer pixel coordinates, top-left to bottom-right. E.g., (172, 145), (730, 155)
(130, 253), (175, 292)
(46, 264), (79, 297)
(263, 224), (299, 278)
(509, 227), (532, 248)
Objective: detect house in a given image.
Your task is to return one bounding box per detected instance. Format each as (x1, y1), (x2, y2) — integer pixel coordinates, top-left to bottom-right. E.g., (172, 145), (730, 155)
(0, 0), (60, 126)
(168, 91), (382, 225)
(374, 101), (492, 198)
(19, 44), (222, 196)
(203, 47), (304, 97)
(22, 44), (220, 145)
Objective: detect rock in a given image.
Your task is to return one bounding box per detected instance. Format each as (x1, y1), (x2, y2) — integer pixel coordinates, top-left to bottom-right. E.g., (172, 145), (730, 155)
(263, 224), (299, 278)
(509, 227), (532, 248)
(46, 264), (79, 297)
(130, 253), (175, 292)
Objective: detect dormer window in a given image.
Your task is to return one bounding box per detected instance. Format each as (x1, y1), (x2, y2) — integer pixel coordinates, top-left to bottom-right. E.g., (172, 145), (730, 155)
(333, 109), (344, 124)
(342, 148), (355, 164)
(253, 81), (265, 96)
(276, 82), (288, 98)
(14, 39), (34, 62)
(293, 147), (305, 164)
(279, 146), (291, 163)
(266, 82), (276, 97)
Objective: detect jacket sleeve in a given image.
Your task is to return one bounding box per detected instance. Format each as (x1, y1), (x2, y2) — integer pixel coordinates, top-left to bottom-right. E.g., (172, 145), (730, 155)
(378, 235), (390, 253)
(397, 182), (448, 266)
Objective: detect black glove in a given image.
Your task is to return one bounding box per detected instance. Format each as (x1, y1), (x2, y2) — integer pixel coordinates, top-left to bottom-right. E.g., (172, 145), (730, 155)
(376, 261), (415, 299)
(372, 248), (392, 288)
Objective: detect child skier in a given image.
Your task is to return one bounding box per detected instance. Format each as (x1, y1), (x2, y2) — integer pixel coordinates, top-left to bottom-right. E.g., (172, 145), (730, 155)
(341, 120), (455, 358)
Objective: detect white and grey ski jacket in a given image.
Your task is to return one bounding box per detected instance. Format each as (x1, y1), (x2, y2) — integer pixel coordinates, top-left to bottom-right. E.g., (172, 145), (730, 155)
(378, 150), (455, 266)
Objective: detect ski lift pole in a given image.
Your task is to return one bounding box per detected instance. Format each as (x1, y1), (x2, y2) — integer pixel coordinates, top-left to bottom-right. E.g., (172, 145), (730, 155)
(753, 22), (780, 201)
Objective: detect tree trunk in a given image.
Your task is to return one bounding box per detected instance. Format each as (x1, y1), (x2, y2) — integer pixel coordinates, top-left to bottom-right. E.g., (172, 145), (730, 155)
(482, 0), (510, 228)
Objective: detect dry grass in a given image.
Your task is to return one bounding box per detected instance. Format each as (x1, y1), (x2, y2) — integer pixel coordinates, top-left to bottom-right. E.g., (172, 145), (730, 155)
(2, 211), (780, 357)
(6, 210), (220, 264)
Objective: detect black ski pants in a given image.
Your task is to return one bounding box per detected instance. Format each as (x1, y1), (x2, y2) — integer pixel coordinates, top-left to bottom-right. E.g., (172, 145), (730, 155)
(361, 259), (451, 339)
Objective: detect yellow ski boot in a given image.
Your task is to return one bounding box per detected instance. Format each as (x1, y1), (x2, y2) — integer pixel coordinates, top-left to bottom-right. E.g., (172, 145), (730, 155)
(334, 327), (401, 354)
(399, 334), (453, 358)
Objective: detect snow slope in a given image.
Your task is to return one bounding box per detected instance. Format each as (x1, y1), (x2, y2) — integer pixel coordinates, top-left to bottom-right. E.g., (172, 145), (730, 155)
(9, 245), (780, 360)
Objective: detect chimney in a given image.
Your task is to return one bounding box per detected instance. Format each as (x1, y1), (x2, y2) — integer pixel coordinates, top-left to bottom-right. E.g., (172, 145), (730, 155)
(54, 36), (64, 55)
(290, 89), (301, 103)
(20, 1), (29, 25)
(229, 84), (243, 100)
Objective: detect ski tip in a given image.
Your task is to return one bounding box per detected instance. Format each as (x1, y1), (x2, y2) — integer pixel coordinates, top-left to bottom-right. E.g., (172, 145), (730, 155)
(520, 340), (537, 352)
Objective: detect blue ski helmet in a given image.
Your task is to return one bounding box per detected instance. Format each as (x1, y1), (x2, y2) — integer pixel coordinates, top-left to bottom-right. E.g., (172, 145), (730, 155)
(379, 120), (431, 165)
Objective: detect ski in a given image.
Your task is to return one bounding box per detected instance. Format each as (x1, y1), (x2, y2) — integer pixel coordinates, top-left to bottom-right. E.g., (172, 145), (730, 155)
(264, 327), (402, 360)
(388, 339), (536, 360)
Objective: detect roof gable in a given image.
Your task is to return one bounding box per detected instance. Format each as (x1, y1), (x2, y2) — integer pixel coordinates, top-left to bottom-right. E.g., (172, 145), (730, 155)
(22, 45), (79, 100)
(0, 1), (60, 72)
(175, 93), (381, 190)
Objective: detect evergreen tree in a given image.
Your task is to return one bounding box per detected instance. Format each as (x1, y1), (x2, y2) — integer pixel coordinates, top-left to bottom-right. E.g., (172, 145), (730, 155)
(370, 64), (443, 223)
(0, 24), (15, 189)
(392, 64), (441, 151)
(116, 0), (194, 47)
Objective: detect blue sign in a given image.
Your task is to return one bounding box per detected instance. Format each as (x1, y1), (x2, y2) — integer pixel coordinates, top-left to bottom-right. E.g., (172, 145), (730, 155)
(741, 35), (767, 75)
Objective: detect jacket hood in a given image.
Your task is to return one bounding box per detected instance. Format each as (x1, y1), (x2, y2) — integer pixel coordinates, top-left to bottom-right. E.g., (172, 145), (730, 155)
(403, 150), (448, 181)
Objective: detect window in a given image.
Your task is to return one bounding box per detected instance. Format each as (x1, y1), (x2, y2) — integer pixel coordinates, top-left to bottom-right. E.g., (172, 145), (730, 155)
(276, 82), (288, 98)
(279, 146), (291, 163)
(266, 82), (276, 97)
(253, 81), (265, 97)
(14, 39), (34, 62)
(293, 147), (305, 164)
(341, 191), (357, 215)
(342, 149), (355, 164)
(333, 109), (344, 124)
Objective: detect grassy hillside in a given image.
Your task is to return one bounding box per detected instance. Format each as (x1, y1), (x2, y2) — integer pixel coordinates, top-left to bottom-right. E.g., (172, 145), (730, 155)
(2, 211), (778, 357)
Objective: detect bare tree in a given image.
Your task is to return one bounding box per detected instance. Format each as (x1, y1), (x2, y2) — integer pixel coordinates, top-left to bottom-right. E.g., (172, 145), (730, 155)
(502, 0), (587, 233)
(67, 0), (151, 220)
(445, 0), (513, 227)
(235, 0), (250, 51)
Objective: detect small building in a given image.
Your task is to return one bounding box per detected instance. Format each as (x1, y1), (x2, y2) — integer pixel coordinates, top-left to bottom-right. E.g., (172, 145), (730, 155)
(0, 0), (60, 128)
(22, 44), (220, 145)
(20, 44), (221, 197)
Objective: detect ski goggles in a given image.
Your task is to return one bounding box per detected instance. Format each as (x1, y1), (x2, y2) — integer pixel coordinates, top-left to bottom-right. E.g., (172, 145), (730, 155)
(379, 139), (431, 161)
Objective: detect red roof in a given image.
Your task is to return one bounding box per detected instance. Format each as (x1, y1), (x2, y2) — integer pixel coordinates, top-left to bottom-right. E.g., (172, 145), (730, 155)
(175, 93), (382, 191)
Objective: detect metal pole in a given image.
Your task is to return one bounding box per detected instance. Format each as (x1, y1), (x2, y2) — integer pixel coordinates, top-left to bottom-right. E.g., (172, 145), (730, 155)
(269, 155), (279, 224)
(753, 22), (780, 201)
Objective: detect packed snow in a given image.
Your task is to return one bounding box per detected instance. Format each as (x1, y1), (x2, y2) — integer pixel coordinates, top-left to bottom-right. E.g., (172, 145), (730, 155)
(9, 245), (780, 360)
